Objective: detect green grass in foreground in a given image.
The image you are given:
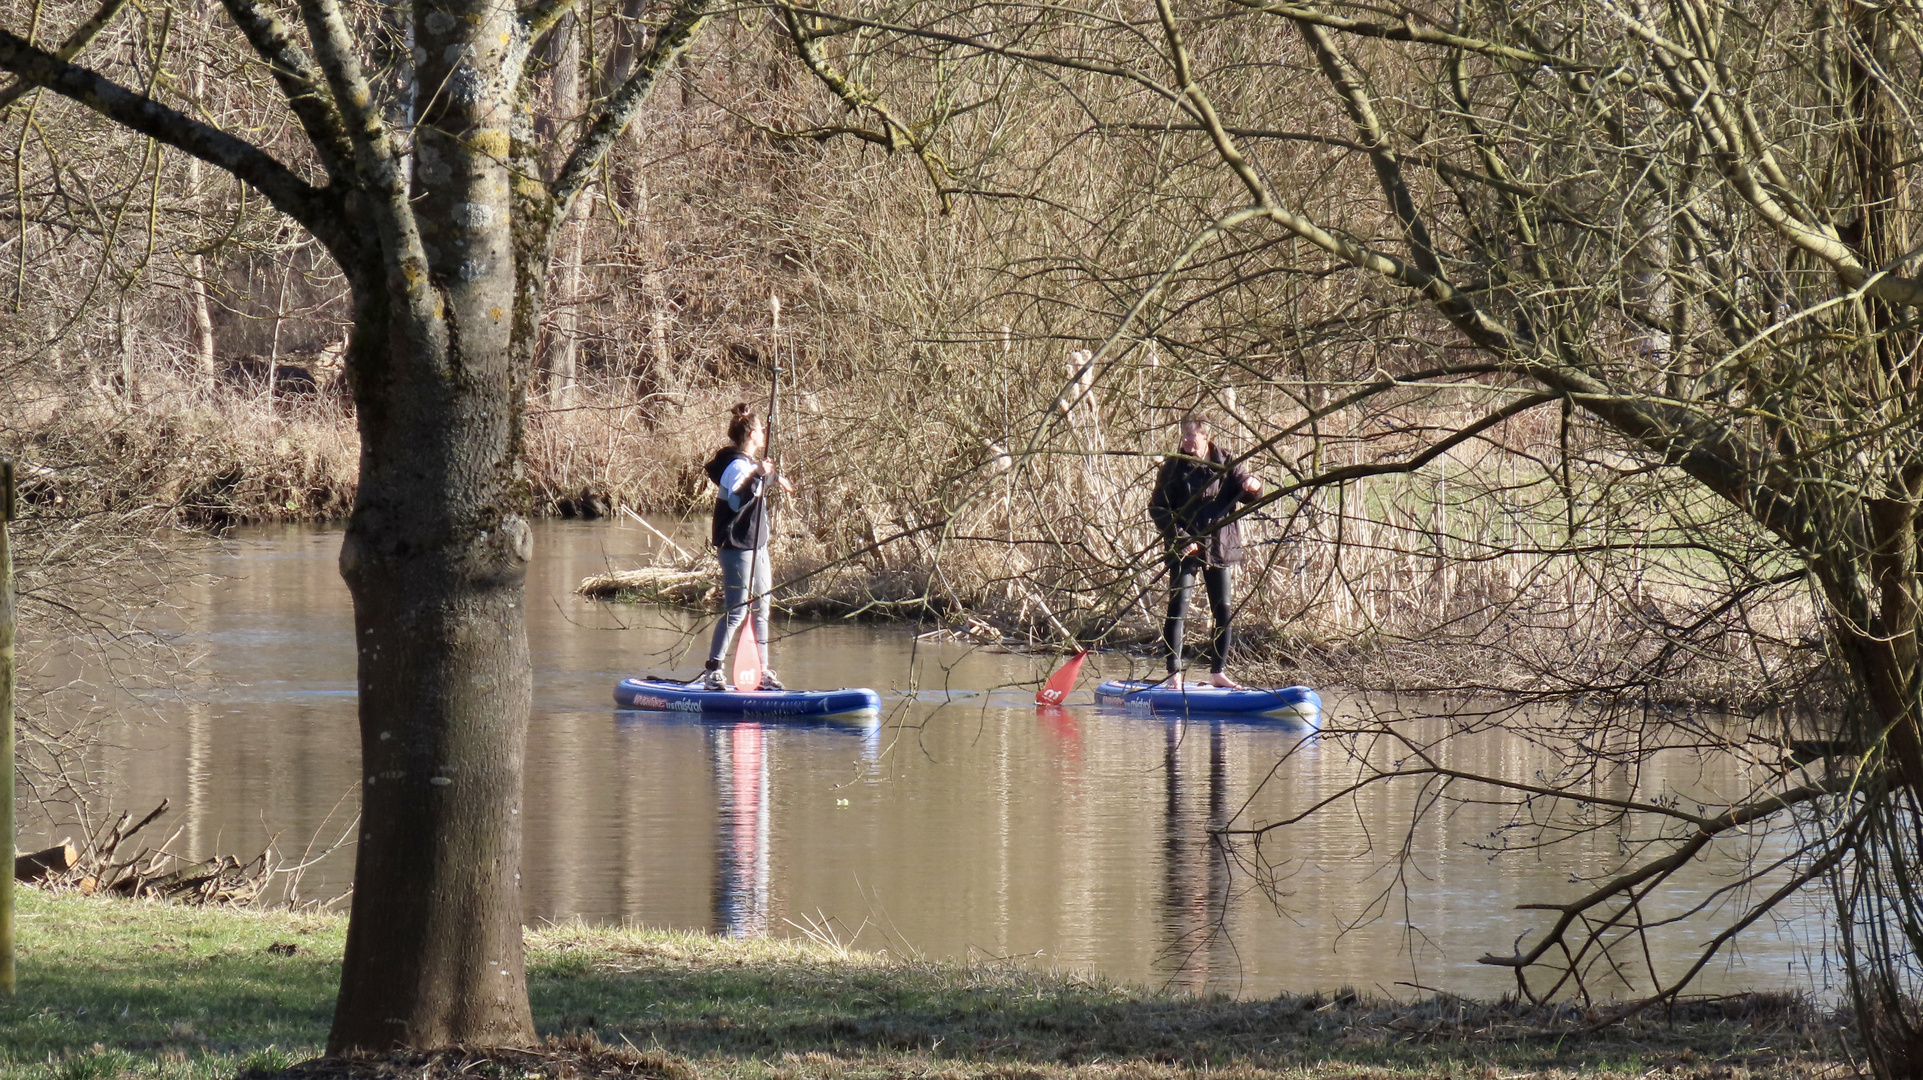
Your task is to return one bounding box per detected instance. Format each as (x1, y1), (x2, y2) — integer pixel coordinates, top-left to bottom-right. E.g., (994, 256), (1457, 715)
(0, 890), (1846, 1080)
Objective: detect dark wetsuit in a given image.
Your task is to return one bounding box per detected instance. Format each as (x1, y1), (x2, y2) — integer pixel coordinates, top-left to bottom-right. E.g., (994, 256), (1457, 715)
(1148, 445), (1257, 675)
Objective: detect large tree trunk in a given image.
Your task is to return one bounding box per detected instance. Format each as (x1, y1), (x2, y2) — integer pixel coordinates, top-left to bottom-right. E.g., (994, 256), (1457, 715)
(1837, 0), (1923, 786)
(330, 389), (535, 1048)
(329, 299), (538, 1052)
(1831, 10), (1923, 1048)
(326, 0), (537, 1049)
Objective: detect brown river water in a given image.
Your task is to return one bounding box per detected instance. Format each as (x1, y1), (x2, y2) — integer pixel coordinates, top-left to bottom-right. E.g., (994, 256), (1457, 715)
(32, 520), (1830, 999)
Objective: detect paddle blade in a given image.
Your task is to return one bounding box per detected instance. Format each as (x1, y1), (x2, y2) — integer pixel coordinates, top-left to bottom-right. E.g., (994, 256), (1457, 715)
(731, 615), (761, 691)
(1036, 649), (1088, 705)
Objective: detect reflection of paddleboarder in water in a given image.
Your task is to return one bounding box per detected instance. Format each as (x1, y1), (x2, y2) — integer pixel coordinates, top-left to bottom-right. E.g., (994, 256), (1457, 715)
(1159, 718), (1235, 991)
(698, 403), (794, 691)
(711, 724), (772, 936)
(1150, 412), (1263, 689)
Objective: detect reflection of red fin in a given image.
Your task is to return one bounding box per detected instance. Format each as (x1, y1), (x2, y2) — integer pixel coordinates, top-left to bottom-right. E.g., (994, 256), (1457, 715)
(1037, 705), (1084, 770)
(1036, 649), (1088, 705)
(731, 614), (761, 691)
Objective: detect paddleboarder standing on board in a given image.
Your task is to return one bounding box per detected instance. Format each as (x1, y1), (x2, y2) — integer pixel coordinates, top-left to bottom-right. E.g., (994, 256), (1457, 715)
(696, 403), (793, 691)
(1150, 411), (1262, 689)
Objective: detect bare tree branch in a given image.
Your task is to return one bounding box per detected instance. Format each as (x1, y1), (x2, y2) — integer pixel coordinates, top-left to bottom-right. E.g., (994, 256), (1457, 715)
(1477, 772), (1865, 971)
(0, 26), (343, 248)
(1108, 121), (1594, 214)
(295, 0), (397, 188)
(293, 0), (430, 292)
(218, 0), (356, 188)
(1297, 21), (1442, 279)
(778, 6), (1192, 111)
(0, 0), (131, 113)
(521, 0), (583, 43)
(550, 0), (715, 213)
(781, 4), (954, 211)
(1272, 392), (1559, 494)
(1227, 0), (1590, 70)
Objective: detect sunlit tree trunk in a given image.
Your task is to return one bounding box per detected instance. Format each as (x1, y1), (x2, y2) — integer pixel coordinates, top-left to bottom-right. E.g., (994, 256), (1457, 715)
(541, 16), (583, 413)
(548, 223), (583, 411)
(182, 5), (219, 391)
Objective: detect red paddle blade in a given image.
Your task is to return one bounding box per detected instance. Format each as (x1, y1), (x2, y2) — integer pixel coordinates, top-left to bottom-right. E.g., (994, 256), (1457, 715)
(731, 615), (761, 691)
(1036, 649), (1088, 705)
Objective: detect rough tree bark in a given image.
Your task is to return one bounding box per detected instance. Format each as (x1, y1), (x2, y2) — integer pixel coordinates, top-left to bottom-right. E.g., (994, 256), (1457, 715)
(0, 0), (716, 1049)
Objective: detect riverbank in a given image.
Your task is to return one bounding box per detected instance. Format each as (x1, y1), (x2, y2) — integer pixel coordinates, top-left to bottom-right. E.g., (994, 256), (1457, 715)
(1, 380), (709, 528)
(2, 377), (1818, 710)
(0, 889), (1846, 1080)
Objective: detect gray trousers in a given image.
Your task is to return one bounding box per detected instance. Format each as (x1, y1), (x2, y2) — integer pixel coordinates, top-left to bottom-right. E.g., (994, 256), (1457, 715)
(707, 545), (772, 669)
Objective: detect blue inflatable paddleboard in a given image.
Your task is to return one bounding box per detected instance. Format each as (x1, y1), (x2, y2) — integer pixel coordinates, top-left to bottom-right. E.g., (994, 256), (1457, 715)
(1094, 680), (1322, 724)
(615, 677), (882, 721)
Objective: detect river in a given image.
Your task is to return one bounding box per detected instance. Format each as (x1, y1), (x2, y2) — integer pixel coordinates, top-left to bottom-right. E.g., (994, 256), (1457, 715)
(31, 520), (1828, 1000)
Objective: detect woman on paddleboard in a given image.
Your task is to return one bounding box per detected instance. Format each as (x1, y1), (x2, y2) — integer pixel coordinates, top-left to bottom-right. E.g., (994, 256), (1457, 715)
(697, 403), (793, 691)
(1149, 412), (1262, 688)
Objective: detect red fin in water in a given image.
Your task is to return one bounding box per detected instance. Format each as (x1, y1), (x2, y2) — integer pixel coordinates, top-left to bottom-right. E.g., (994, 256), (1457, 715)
(1036, 649), (1088, 705)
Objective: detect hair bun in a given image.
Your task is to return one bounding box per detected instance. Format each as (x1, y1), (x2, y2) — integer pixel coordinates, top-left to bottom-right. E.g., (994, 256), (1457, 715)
(731, 402), (754, 418)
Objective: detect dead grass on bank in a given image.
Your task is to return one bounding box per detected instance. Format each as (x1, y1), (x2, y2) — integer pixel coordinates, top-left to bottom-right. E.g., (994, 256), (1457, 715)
(3, 376), (358, 526)
(253, 1041), (693, 1080)
(261, 922), (1852, 1080)
(0, 859), (1854, 1080)
(1, 376), (726, 526)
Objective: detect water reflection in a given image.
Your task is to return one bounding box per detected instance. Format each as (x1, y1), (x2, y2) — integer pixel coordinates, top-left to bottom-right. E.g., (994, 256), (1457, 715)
(1036, 704), (1083, 778)
(35, 521), (1825, 999)
(615, 714), (880, 939)
(712, 725), (772, 937)
(1158, 719), (1235, 991)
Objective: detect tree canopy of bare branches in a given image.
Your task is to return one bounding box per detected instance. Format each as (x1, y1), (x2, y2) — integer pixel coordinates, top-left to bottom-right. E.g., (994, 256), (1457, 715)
(750, 0), (1923, 1070)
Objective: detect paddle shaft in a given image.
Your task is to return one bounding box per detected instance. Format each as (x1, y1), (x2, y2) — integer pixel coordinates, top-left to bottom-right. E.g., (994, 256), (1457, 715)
(765, 297), (780, 484)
